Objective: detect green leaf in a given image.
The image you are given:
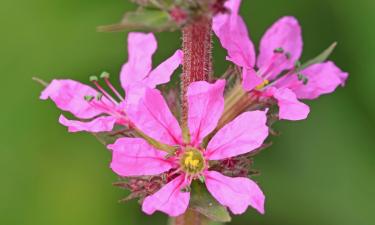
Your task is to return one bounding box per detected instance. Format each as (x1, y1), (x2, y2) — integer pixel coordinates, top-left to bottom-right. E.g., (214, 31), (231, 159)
(298, 42), (337, 71)
(189, 182), (231, 223)
(98, 8), (178, 32)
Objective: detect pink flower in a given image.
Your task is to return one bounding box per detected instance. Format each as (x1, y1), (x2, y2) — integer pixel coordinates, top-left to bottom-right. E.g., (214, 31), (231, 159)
(108, 80), (268, 217)
(40, 32), (183, 133)
(213, 0), (348, 121)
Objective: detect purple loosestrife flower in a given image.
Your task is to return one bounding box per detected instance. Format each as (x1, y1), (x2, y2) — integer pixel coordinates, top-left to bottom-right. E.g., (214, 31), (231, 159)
(108, 80), (268, 217)
(40, 32), (182, 132)
(213, 0), (348, 120)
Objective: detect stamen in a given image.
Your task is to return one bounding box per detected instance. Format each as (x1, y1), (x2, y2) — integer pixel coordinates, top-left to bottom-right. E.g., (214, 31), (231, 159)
(273, 47), (284, 53)
(100, 71), (125, 101)
(90, 75), (118, 105)
(297, 73), (309, 85)
(84, 95), (94, 102)
(260, 48), (291, 80)
(255, 79), (270, 90)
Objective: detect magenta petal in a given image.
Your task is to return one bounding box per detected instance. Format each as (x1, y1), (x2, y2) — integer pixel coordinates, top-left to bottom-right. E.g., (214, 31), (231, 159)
(145, 50), (183, 88)
(206, 111), (268, 160)
(272, 87), (310, 120)
(108, 138), (173, 177)
(242, 68), (264, 91)
(187, 80), (226, 145)
(59, 115), (116, 133)
(40, 79), (105, 119)
(213, 0), (256, 68)
(205, 171), (265, 214)
(142, 175), (190, 217)
(125, 85), (182, 145)
(120, 32), (157, 90)
(289, 61), (349, 99)
(257, 16), (303, 78)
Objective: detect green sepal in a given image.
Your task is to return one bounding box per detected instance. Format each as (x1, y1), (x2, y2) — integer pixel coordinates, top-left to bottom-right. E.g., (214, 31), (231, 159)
(298, 42), (337, 72)
(98, 7), (179, 32)
(189, 181), (231, 223)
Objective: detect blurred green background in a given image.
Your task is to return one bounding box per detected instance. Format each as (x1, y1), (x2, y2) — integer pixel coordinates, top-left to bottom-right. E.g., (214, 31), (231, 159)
(1, 0), (374, 224)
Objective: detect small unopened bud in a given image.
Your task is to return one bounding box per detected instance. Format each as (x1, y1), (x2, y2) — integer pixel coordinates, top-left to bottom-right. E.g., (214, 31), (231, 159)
(89, 75), (98, 82)
(100, 71), (110, 79)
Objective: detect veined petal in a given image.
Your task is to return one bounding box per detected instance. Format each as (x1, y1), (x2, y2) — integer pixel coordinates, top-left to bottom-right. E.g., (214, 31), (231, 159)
(142, 175), (190, 217)
(271, 87), (310, 120)
(120, 32), (157, 90)
(205, 111), (268, 160)
(144, 50), (183, 88)
(187, 80), (226, 146)
(108, 138), (174, 177)
(59, 115), (116, 133)
(213, 0), (256, 68)
(242, 67), (264, 91)
(289, 61), (349, 99)
(205, 171), (265, 214)
(257, 16), (303, 79)
(40, 79), (105, 119)
(125, 85), (182, 145)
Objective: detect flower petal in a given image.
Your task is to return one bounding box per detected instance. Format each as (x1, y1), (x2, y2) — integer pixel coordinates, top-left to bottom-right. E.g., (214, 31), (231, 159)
(205, 111), (268, 160)
(59, 115), (116, 133)
(142, 175), (190, 217)
(242, 67), (264, 91)
(120, 32), (157, 90)
(271, 87), (310, 120)
(288, 61), (349, 99)
(187, 80), (226, 146)
(257, 16), (303, 79)
(205, 171), (265, 214)
(108, 137), (174, 177)
(125, 85), (182, 145)
(213, 0), (256, 68)
(144, 50), (183, 88)
(40, 79), (105, 119)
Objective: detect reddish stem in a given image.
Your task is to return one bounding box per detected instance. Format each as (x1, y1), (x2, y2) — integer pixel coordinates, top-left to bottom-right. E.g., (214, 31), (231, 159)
(181, 16), (213, 130)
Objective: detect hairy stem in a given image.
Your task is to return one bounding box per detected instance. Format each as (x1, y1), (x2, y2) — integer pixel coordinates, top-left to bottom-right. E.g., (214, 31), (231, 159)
(181, 16), (213, 142)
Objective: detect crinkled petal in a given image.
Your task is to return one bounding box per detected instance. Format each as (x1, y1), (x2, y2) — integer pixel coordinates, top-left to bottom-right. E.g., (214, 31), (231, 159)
(125, 85), (182, 145)
(242, 67), (264, 91)
(120, 32), (157, 90)
(271, 87), (310, 120)
(187, 80), (226, 146)
(142, 175), (190, 217)
(40, 79), (106, 119)
(205, 171), (265, 214)
(144, 50), (183, 88)
(205, 111), (268, 160)
(257, 16), (303, 79)
(108, 138), (174, 177)
(59, 115), (116, 133)
(288, 61), (349, 99)
(213, 0), (256, 68)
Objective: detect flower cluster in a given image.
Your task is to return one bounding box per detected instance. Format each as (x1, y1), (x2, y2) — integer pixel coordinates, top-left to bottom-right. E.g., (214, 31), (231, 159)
(39, 0), (348, 221)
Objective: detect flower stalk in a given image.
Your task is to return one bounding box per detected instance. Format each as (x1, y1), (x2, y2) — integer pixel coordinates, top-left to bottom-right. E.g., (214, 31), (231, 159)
(178, 15), (213, 225)
(181, 15), (213, 142)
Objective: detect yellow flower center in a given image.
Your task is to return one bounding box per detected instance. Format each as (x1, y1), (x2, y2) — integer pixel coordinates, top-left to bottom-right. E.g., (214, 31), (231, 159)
(180, 147), (205, 175)
(255, 79), (270, 90)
